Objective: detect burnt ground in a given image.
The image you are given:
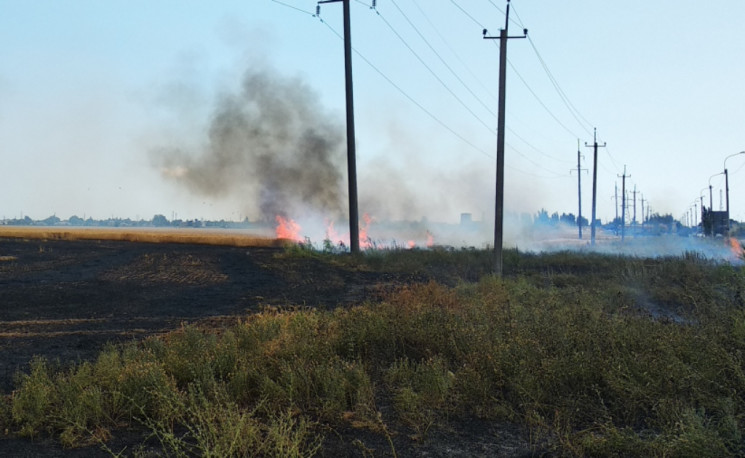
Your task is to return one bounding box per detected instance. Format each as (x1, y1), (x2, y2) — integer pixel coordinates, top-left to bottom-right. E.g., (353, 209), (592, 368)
(0, 237), (537, 457)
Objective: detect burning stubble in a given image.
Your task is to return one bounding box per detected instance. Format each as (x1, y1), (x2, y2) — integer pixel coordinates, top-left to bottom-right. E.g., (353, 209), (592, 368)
(153, 68), (346, 222)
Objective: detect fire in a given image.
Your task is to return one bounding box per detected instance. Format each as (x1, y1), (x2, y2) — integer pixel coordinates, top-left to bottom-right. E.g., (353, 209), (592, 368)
(325, 219), (343, 245)
(275, 215), (303, 242)
(359, 213), (373, 249)
(728, 237), (744, 259)
(426, 230), (434, 248)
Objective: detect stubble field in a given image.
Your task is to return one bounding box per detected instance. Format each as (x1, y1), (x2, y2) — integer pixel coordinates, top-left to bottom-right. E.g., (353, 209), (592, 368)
(1, 228), (744, 457)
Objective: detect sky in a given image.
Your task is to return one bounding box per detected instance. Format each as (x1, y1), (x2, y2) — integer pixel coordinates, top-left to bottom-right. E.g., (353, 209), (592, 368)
(1, 1), (744, 233)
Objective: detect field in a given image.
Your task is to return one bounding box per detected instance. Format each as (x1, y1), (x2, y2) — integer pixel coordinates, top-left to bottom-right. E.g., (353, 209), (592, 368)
(1, 228), (744, 456)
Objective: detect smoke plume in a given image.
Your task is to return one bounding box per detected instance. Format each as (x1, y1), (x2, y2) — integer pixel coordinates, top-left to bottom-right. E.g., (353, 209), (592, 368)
(153, 68), (345, 221)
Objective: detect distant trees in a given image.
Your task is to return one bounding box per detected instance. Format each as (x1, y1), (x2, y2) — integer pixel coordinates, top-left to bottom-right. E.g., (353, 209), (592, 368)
(534, 209), (586, 228)
(152, 214), (169, 227)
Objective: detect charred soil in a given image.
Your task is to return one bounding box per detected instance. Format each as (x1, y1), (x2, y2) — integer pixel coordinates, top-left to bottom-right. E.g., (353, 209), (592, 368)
(0, 238), (531, 457)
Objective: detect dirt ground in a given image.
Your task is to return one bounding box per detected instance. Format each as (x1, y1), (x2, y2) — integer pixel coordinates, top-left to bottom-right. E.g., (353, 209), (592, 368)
(0, 236), (535, 457)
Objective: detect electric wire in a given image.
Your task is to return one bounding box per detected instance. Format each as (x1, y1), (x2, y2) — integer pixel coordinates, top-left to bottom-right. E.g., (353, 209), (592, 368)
(485, 0), (523, 29)
(389, 0), (496, 117)
(447, 1), (574, 165)
(502, 47), (580, 139)
(448, 0), (486, 30)
(269, 0), (315, 16)
(320, 6), (561, 179)
(371, 6), (496, 134)
(412, 0), (500, 104)
(317, 15), (495, 160)
(509, 3), (594, 135)
(275, 0), (571, 179)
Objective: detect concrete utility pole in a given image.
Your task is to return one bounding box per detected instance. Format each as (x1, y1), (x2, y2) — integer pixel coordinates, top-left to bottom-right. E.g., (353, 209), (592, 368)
(724, 151), (745, 234)
(614, 183), (619, 221)
(570, 139), (587, 239)
(632, 185), (637, 225)
(585, 128), (606, 245)
(483, 0), (527, 276)
(318, 0), (360, 253)
(641, 194), (647, 226)
(618, 165), (630, 241)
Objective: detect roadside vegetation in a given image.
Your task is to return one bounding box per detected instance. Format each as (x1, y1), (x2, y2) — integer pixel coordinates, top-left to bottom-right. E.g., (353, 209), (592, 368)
(2, 244), (745, 456)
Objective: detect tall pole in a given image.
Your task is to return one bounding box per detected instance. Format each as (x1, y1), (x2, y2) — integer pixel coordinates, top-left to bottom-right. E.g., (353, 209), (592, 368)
(723, 151), (745, 235)
(709, 185), (713, 212)
(725, 168), (730, 234)
(585, 128), (606, 245)
(319, 0), (359, 252)
(483, 0), (526, 275)
(614, 183), (618, 221)
(570, 139), (587, 239)
(632, 185), (637, 225)
(618, 165), (630, 242)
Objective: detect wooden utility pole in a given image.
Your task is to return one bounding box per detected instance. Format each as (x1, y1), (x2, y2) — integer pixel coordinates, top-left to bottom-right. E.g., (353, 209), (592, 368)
(483, 0), (526, 276)
(318, 0), (359, 253)
(570, 139), (587, 239)
(585, 128), (606, 245)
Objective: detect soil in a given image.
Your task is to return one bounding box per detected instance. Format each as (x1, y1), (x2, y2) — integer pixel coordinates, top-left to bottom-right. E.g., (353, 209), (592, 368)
(0, 237), (538, 457)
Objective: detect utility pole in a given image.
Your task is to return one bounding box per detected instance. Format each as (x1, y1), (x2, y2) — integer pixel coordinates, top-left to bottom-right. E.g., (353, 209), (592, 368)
(618, 165), (630, 241)
(569, 139), (587, 239)
(632, 185), (637, 225)
(614, 183), (619, 221)
(585, 128), (606, 245)
(318, 0), (360, 253)
(640, 194), (647, 227)
(483, 0), (527, 276)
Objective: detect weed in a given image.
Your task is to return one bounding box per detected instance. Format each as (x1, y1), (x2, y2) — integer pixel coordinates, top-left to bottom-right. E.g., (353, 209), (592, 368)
(5, 248), (745, 455)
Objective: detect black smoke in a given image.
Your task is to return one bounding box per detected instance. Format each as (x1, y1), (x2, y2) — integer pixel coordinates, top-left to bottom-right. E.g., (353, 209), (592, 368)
(153, 68), (346, 221)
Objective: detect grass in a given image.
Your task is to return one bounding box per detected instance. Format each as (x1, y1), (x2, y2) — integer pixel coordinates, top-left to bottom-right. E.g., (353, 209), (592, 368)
(0, 226), (280, 247)
(2, 246), (745, 456)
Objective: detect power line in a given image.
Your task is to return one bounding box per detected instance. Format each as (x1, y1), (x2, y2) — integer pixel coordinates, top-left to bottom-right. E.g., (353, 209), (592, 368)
(371, 6), (495, 133)
(392, 0), (496, 116)
(448, 0), (486, 30)
(317, 16), (494, 159)
(411, 0), (500, 104)
(502, 46), (581, 139)
(269, 0), (315, 16)
(486, 0), (523, 29)
(525, 35), (593, 135)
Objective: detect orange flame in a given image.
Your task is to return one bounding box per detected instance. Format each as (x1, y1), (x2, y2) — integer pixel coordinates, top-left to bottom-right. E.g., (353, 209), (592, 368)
(407, 240), (416, 249)
(325, 219), (343, 245)
(728, 237), (744, 259)
(359, 213), (373, 249)
(275, 215), (302, 242)
(426, 230), (434, 248)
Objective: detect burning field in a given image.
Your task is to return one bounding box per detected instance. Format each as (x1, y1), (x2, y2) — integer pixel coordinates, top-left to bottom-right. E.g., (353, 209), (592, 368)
(1, 233), (745, 456)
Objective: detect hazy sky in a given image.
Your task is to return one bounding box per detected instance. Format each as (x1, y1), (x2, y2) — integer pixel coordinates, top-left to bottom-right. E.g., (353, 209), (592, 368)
(1, 0), (744, 227)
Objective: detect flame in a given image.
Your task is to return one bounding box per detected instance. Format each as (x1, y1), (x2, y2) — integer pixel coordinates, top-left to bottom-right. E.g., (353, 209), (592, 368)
(728, 237), (744, 259)
(359, 213), (373, 249)
(407, 240), (416, 249)
(325, 219), (343, 245)
(426, 230), (434, 248)
(275, 215), (302, 242)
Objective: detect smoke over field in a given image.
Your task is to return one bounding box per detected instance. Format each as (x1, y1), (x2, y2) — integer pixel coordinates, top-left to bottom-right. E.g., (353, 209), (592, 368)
(153, 68), (346, 222)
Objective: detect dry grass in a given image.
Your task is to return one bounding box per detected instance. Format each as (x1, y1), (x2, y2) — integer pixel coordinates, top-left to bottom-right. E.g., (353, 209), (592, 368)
(0, 226), (282, 247)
